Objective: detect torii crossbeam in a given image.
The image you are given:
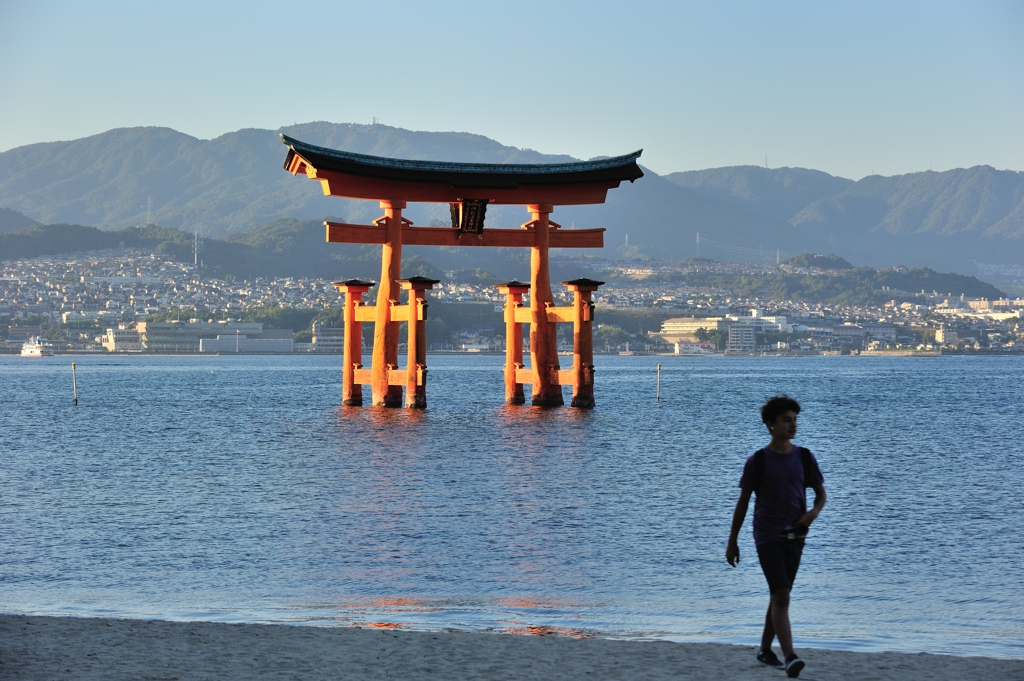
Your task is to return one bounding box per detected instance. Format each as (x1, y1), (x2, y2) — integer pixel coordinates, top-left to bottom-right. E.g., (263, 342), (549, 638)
(281, 134), (643, 409)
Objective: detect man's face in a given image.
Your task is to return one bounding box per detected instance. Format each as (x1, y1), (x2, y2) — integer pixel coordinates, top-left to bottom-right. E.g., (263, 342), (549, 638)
(770, 411), (798, 439)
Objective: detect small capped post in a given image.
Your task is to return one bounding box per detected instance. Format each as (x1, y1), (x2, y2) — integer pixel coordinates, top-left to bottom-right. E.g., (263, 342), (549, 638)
(495, 281), (531, 405)
(332, 279), (375, 406)
(562, 278), (604, 408)
(399, 276), (439, 409)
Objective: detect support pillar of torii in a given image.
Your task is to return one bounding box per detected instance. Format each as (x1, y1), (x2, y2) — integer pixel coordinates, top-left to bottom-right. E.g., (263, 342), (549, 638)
(525, 203), (561, 406)
(373, 200), (406, 407)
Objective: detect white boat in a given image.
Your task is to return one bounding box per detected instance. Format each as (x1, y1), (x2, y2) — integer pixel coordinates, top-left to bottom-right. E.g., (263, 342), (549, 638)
(20, 337), (54, 357)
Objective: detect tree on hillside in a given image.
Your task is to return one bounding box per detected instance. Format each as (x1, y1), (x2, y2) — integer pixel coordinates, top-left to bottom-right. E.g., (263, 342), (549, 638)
(783, 253), (854, 269)
(694, 327), (726, 350)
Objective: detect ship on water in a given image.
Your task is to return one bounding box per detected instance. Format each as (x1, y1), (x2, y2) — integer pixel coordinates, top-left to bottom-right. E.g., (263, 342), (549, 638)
(20, 337), (54, 357)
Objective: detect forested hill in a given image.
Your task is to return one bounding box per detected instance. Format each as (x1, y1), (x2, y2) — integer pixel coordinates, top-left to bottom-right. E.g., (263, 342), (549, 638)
(0, 221), (1004, 303)
(665, 164), (1024, 242)
(0, 220), (430, 282)
(0, 207), (37, 233)
(2, 123), (1023, 274)
(0, 124), (576, 236)
(666, 164), (1024, 272)
(667, 266), (1006, 306)
(664, 166), (855, 221)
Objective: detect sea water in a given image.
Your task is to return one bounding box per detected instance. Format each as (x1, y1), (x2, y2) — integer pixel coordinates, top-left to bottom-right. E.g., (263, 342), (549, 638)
(1, 354), (1021, 658)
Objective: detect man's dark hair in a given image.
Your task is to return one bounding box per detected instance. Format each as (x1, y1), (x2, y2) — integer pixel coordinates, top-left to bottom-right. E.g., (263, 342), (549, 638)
(761, 395), (801, 431)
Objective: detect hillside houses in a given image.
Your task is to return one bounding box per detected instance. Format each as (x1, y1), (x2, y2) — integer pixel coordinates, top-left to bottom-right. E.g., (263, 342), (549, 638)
(2, 248), (1021, 354)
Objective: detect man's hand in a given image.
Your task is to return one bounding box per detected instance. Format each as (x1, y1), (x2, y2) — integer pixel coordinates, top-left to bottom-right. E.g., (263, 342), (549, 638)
(795, 509), (818, 529)
(726, 541), (740, 567)
(726, 489), (752, 568)
(796, 484), (827, 530)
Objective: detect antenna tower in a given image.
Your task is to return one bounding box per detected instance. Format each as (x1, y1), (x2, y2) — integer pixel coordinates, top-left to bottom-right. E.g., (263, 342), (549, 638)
(696, 232), (700, 257)
(147, 196), (152, 225)
(194, 218), (202, 268)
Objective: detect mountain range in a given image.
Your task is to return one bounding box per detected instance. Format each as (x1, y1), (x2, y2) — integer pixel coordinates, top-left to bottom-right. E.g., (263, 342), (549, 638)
(1, 123), (1022, 278)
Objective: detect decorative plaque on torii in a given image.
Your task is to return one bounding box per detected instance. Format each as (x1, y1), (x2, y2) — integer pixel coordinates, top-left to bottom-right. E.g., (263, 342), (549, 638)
(281, 135), (643, 409)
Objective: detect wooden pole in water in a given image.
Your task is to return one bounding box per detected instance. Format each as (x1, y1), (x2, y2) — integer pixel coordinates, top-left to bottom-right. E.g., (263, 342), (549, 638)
(656, 363), (661, 402)
(72, 363), (78, 405)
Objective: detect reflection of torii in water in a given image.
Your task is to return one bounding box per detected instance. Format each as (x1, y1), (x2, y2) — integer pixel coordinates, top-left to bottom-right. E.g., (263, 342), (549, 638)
(281, 135), (643, 409)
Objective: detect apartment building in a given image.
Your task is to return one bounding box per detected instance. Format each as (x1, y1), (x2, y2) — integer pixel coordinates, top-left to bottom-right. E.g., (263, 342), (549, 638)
(726, 325), (756, 353)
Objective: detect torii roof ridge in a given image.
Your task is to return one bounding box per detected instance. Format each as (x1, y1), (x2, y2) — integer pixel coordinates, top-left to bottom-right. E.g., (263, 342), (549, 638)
(281, 134), (643, 183)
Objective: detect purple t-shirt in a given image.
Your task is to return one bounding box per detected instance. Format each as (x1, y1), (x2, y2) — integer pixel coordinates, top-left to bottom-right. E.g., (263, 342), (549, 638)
(739, 446), (824, 547)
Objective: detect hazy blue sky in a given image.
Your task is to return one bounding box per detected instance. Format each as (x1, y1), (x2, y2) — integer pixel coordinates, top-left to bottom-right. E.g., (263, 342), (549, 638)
(1, 0), (1021, 179)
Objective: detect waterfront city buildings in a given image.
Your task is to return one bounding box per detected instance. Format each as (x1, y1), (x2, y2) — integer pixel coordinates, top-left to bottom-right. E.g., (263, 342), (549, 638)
(2, 249), (1022, 355)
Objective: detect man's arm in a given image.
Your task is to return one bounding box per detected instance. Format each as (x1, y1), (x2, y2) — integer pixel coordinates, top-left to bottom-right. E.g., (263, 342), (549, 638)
(726, 488), (753, 567)
(796, 482), (827, 529)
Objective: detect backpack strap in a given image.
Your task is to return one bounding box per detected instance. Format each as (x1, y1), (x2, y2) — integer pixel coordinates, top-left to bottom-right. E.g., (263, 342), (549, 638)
(752, 448), (766, 494)
(752, 446), (814, 493)
(800, 447), (815, 487)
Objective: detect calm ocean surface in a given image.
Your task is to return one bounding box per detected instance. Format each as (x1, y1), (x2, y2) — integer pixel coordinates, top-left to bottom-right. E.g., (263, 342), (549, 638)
(1, 354), (1022, 658)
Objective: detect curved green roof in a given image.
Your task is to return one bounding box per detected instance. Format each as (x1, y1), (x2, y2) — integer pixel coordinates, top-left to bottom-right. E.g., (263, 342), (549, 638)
(281, 134), (643, 187)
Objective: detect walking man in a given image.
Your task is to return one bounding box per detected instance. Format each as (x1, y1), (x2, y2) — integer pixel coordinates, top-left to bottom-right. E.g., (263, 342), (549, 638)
(726, 396), (826, 678)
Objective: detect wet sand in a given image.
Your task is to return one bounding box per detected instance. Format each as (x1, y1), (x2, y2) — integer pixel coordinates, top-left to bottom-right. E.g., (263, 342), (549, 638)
(1, 615), (1021, 680)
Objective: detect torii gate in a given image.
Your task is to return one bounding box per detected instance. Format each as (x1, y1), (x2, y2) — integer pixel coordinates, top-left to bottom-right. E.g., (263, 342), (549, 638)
(281, 134), (642, 409)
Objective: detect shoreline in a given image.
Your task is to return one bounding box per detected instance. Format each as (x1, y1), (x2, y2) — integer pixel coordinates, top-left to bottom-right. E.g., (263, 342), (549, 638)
(6, 351), (1024, 358)
(2, 615), (1022, 680)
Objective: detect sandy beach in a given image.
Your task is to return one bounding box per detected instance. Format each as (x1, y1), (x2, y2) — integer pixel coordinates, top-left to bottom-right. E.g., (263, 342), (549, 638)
(1, 615), (1021, 681)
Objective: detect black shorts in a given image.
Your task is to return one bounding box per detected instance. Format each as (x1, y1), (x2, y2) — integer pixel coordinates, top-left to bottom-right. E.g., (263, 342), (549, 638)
(756, 536), (805, 594)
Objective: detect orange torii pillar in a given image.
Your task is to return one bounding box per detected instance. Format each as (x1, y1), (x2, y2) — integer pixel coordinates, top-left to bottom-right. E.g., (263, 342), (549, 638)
(333, 279), (375, 406)
(495, 280), (530, 405)
(563, 278), (603, 408)
(373, 200), (407, 407)
(526, 204), (563, 406)
(399, 276), (438, 409)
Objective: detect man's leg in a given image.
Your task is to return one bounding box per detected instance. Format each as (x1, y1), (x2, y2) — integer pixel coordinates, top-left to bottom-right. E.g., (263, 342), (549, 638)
(760, 601), (776, 651)
(755, 538), (806, 676)
(770, 587), (794, 658)
(774, 586), (805, 677)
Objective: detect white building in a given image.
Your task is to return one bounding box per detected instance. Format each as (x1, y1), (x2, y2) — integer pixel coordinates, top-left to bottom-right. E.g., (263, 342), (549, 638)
(62, 310), (119, 325)
(311, 321), (345, 353)
(102, 325), (142, 352)
(674, 342), (715, 355)
(199, 335), (293, 353)
(749, 309), (791, 331)
(728, 311), (791, 333)
(833, 324), (867, 347)
(659, 317), (728, 342)
(137, 320), (286, 353)
(864, 323), (897, 341)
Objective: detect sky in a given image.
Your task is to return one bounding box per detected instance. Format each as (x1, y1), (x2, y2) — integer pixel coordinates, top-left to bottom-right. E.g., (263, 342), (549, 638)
(0, 0), (1021, 179)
